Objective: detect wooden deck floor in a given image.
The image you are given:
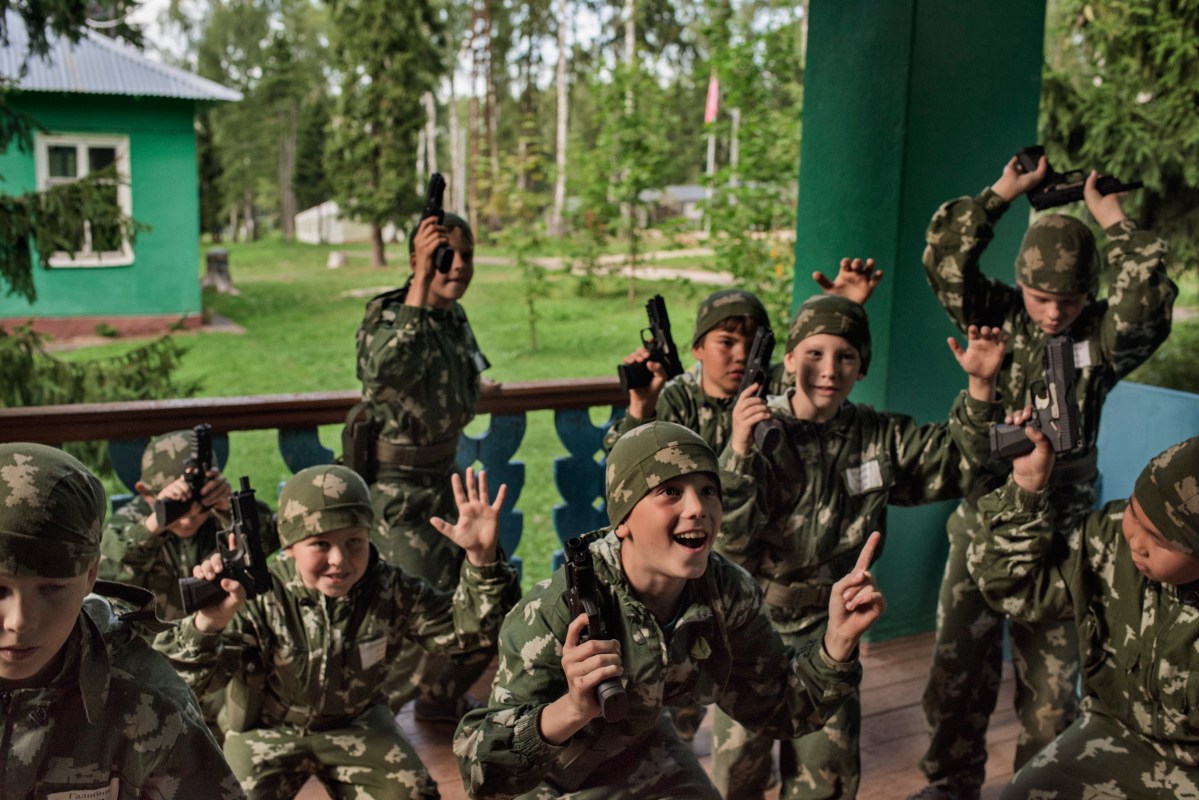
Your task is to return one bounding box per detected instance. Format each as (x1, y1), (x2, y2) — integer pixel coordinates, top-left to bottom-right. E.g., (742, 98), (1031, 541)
(297, 631), (1017, 799)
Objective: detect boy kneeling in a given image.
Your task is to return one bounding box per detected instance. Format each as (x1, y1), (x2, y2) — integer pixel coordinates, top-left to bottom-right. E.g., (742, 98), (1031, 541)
(454, 421), (886, 799)
(970, 420), (1199, 799)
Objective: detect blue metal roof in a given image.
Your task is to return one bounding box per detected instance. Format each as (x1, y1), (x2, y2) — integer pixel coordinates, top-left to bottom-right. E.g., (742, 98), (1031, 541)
(0, 10), (241, 102)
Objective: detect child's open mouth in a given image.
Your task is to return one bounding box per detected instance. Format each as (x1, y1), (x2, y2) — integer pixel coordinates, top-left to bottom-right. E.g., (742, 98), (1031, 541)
(672, 530), (708, 551)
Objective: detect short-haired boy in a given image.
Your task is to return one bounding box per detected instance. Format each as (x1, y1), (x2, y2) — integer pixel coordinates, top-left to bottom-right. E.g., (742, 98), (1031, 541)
(0, 442), (244, 799)
(910, 157), (1177, 800)
(155, 464), (520, 799)
(712, 295), (1006, 799)
(969, 423), (1199, 799)
(454, 421), (886, 799)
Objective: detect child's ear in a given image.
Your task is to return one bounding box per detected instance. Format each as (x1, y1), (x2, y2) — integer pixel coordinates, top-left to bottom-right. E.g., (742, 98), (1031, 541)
(691, 342), (704, 362)
(783, 348), (797, 374)
(86, 558), (100, 592)
(614, 522), (631, 540)
(134, 481), (155, 503)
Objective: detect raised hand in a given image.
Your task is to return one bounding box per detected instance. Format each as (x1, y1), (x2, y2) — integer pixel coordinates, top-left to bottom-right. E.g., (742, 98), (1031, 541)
(538, 613), (624, 744)
(812, 257), (884, 306)
(948, 324), (1008, 390)
(824, 531), (886, 662)
(1006, 406), (1055, 493)
(621, 346), (668, 419)
(430, 467), (507, 567)
(1083, 170), (1127, 230)
(992, 154), (1047, 202)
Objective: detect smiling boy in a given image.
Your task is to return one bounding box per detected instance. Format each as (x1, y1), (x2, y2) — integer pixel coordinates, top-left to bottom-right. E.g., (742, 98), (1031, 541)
(0, 443), (244, 800)
(968, 425), (1199, 799)
(712, 295), (1006, 800)
(154, 464), (519, 799)
(454, 421), (886, 800)
(911, 156), (1178, 800)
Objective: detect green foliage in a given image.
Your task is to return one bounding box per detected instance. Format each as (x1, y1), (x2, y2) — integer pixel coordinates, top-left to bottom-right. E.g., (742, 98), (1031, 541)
(0, 166), (147, 302)
(324, 0), (446, 246)
(0, 324), (198, 474)
(294, 93), (334, 212)
(1040, 0), (1199, 272)
(1128, 317), (1199, 394)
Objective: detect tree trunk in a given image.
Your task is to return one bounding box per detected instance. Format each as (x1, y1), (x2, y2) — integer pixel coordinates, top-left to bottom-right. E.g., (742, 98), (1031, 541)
(228, 206), (239, 243)
(484, 0), (500, 227)
(243, 192), (257, 242)
(370, 224), (386, 268)
(623, 0), (636, 301)
(417, 128), (427, 194)
(448, 40), (466, 213)
(279, 98), (298, 241)
(549, 0), (569, 238)
(423, 91), (438, 176)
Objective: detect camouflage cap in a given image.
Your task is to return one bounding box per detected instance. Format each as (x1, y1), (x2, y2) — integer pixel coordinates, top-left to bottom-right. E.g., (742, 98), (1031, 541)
(140, 429), (192, 495)
(1133, 436), (1199, 558)
(0, 443), (106, 578)
(785, 294), (872, 375)
(277, 464), (374, 547)
(691, 289), (770, 348)
(1015, 214), (1099, 296)
(606, 421), (719, 527)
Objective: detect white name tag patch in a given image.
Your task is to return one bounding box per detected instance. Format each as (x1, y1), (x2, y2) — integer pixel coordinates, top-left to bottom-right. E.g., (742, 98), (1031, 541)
(45, 779), (119, 800)
(359, 637), (387, 670)
(1072, 340), (1093, 369)
(844, 460), (884, 495)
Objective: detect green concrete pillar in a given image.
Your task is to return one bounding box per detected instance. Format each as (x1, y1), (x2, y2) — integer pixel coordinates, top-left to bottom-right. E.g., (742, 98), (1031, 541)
(792, 0), (1046, 641)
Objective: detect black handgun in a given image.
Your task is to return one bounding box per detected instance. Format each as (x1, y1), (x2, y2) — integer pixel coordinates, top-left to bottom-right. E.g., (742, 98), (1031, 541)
(990, 336), (1083, 459)
(617, 294), (686, 391)
(178, 476), (273, 613)
(1015, 145), (1143, 211)
(564, 536), (628, 723)
(154, 423), (213, 528)
(420, 172), (455, 274)
(737, 326), (783, 451)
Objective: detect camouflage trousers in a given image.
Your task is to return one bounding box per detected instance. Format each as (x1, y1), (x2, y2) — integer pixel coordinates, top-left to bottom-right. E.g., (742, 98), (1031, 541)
(712, 623), (861, 800)
(1000, 707), (1199, 800)
(918, 500), (1080, 788)
(372, 470), (494, 711)
(513, 715), (722, 799)
(223, 702), (439, 800)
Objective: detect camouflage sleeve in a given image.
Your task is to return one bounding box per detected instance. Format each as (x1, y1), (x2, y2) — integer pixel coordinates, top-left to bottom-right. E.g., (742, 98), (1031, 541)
(601, 377), (693, 453)
(883, 392), (996, 506)
(357, 302), (437, 395)
(715, 562), (861, 737)
(454, 590), (573, 799)
(389, 557), (521, 657)
(715, 443), (777, 572)
(141, 698), (248, 800)
(1097, 220), (1177, 379)
(151, 611), (251, 698)
(98, 502), (165, 584)
(922, 189), (1020, 330)
(967, 480), (1078, 622)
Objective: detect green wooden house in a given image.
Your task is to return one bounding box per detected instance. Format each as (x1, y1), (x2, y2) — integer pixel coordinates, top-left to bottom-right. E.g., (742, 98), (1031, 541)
(0, 11), (240, 337)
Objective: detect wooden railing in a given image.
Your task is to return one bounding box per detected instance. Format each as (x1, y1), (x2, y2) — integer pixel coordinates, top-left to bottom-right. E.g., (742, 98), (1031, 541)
(0, 377), (630, 567)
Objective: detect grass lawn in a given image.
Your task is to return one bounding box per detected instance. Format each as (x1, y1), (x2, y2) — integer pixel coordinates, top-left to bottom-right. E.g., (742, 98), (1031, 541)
(59, 235), (717, 589)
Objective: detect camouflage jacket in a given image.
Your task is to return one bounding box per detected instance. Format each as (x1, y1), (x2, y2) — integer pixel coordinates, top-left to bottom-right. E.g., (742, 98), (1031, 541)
(970, 482), (1199, 767)
(154, 546), (519, 732)
(99, 497), (279, 620)
(603, 364), (791, 454)
(1, 582), (244, 799)
(355, 285), (487, 471)
(924, 188), (1176, 497)
(454, 529), (860, 799)
(717, 391), (998, 632)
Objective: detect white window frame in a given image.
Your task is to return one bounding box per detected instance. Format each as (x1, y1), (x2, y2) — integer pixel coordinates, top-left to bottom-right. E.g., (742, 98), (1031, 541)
(35, 133), (134, 268)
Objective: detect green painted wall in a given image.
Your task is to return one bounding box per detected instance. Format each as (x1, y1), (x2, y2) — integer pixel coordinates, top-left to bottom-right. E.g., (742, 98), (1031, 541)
(793, 0), (1046, 640)
(0, 93), (200, 319)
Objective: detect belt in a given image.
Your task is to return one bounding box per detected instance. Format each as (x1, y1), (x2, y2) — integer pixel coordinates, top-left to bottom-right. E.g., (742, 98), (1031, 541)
(759, 579), (832, 611)
(375, 436), (459, 468)
(1048, 449), (1099, 487)
(262, 693), (351, 733)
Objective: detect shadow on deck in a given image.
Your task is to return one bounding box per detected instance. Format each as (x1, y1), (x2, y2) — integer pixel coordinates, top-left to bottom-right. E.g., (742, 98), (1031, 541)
(297, 631), (1016, 800)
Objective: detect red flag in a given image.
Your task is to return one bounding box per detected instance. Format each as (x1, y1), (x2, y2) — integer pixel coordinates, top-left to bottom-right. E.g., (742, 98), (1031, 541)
(704, 73), (719, 124)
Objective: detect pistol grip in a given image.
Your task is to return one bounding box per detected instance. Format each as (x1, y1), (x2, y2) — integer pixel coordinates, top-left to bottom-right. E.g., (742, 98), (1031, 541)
(618, 361), (653, 391)
(989, 423), (1037, 459)
(178, 575), (231, 614)
(154, 497), (191, 528)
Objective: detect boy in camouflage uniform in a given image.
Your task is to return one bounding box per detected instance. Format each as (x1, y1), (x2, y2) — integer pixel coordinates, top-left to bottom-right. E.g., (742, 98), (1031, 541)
(154, 464), (520, 800)
(99, 429), (280, 621)
(353, 212), (494, 718)
(910, 157), (1177, 800)
(969, 423), (1199, 799)
(454, 421), (887, 799)
(0, 442), (244, 800)
(712, 296), (1007, 800)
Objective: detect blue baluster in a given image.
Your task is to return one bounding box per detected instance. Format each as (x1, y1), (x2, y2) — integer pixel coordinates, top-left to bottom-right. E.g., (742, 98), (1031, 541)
(458, 413), (527, 578)
(550, 407), (625, 571)
(279, 427), (335, 473)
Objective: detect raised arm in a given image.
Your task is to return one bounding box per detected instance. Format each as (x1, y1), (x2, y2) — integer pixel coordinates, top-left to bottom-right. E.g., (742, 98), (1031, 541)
(813, 257), (884, 306)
